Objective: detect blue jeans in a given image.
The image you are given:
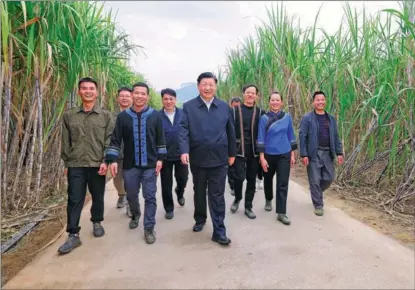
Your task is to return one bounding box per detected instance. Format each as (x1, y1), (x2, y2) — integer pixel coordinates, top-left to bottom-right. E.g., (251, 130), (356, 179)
(123, 167), (157, 230)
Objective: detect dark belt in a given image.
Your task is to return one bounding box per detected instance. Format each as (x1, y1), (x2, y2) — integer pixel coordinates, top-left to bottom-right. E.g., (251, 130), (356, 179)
(318, 146), (330, 151)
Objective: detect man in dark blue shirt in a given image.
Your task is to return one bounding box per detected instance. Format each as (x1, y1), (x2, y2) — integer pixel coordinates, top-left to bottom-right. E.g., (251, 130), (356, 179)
(299, 91), (344, 217)
(179, 72), (236, 246)
(159, 88), (188, 220)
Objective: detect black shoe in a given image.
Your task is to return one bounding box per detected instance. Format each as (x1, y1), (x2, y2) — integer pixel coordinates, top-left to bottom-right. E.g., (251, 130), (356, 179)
(230, 200), (240, 213)
(177, 197), (185, 206)
(58, 234), (82, 254)
(244, 208), (257, 219)
(193, 222), (206, 232)
(93, 222), (105, 237)
(144, 229), (156, 244)
(129, 215), (139, 229)
(212, 235), (231, 245)
(165, 212), (174, 219)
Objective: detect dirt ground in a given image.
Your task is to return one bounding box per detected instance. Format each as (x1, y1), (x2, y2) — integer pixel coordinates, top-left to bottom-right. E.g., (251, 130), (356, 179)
(1, 172), (414, 286)
(290, 167), (415, 251)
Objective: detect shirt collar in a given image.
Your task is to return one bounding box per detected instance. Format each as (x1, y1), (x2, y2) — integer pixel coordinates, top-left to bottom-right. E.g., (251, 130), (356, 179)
(78, 102), (102, 114)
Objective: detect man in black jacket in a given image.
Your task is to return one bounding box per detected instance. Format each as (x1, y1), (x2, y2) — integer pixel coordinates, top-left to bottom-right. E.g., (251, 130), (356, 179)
(159, 88), (188, 220)
(229, 85), (265, 219)
(299, 91), (344, 217)
(179, 72), (236, 246)
(106, 82), (167, 245)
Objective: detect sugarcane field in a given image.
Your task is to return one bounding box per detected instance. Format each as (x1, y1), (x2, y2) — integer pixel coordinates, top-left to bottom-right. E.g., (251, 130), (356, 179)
(0, 1), (414, 289)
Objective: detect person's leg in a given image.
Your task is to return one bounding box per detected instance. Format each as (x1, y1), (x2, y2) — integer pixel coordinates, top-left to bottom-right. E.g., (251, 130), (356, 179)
(174, 160), (188, 206)
(228, 165), (235, 194)
(275, 153), (291, 225)
(123, 167), (142, 228)
(263, 154), (277, 211)
(230, 156), (245, 212)
(207, 165), (230, 245)
(141, 168), (157, 244)
(58, 167), (86, 254)
(244, 152), (258, 218)
(191, 165), (208, 231)
(160, 161), (174, 218)
(86, 167), (106, 236)
(256, 159), (264, 190)
(114, 159), (127, 208)
(320, 151), (336, 192)
(306, 153), (325, 215)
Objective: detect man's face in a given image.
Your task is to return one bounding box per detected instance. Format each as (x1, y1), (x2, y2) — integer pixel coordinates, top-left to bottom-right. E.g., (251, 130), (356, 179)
(117, 90), (133, 109)
(79, 81), (98, 103)
(197, 77), (216, 99)
(313, 94), (326, 111)
(162, 94), (176, 110)
(230, 101), (240, 107)
(243, 86), (257, 105)
(132, 86), (149, 107)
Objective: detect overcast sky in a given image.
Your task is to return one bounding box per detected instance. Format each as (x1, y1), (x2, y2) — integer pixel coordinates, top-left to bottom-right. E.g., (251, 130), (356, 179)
(103, 1), (399, 91)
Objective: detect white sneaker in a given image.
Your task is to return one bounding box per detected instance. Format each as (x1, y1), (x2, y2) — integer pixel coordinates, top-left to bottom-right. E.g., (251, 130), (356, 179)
(257, 179), (264, 190)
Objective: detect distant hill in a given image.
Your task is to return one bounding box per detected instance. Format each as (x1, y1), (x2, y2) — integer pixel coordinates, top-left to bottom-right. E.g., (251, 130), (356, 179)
(175, 82), (198, 104)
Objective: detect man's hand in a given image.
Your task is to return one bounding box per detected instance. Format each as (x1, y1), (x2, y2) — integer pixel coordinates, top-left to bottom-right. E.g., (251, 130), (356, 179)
(302, 157), (309, 166)
(181, 154), (189, 165)
(110, 162), (118, 177)
(228, 157), (235, 166)
(98, 163), (108, 175)
(64, 168), (68, 176)
(337, 155), (344, 165)
(290, 154), (296, 167)
(155, 161), (163, 176)
(260, 158), (269, 173)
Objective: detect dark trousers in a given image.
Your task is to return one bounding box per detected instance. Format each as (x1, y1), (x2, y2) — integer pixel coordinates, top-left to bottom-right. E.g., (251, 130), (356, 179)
(190, 164), (228, 237)
(263, 152), (291, 214)
(232, 149), (259, 209)
(66, 167), (106, 234)
(123, 167), (157, 230)
(227, 166), (234, 190)
(257, 162), (263, 180)
(160, 160), (189, 213)
(307, 150), (335, 209)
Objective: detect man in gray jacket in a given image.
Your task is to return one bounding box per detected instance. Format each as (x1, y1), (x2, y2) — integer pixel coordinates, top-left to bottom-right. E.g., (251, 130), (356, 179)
(299, 91), (344, 216)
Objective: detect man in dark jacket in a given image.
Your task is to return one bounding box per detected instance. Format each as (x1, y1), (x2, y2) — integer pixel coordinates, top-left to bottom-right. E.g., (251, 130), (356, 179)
(179, 72), (236, 246)
(159, 88), (188, 220)
(299, 91), (344, 217)
(229, 85), (265, 219)
(106, 82), (167, 245)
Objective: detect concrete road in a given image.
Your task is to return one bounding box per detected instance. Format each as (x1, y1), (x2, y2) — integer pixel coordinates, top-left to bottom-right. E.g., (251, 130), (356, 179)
(4, 176), (414, 289)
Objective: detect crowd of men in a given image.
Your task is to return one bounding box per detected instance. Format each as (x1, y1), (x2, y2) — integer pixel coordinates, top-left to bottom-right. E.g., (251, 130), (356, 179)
(58, 72), (344, 255)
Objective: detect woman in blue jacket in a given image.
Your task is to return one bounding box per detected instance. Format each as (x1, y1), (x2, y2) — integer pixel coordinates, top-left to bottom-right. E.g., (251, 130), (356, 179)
(257, 92), (297, 225)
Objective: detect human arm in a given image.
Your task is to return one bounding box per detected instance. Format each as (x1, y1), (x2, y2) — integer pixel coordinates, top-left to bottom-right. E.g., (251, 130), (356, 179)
(299, 115), (309, 166)
(179, 103), (190, 164)
(227, 106), (236, 165)
(155, 112), (167, 174)
(257, 116), (268, 172)
(332, 116), (344, 164)
(61, 112), (71, 172)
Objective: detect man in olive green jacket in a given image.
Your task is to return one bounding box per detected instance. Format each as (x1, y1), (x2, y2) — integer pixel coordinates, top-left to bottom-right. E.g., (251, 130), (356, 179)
(59, 77), (113, 255)
(112, 87), (133, 216)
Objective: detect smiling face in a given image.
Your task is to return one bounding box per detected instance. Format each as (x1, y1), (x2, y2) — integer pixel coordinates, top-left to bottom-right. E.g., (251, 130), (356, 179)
(243, 86), (258, 107)
(162, 94), (176, 111)
(117, 90), (133, 110)
(269, 93), (283, 112)
(197, 77), (217, 99)
(313, 93), (326, 112)
(78, 81), (98, 104)
(132, 85), (149, 108)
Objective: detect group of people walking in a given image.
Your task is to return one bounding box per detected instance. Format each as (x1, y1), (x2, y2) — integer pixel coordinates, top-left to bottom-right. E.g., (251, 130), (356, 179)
(58, 72), (344, 254)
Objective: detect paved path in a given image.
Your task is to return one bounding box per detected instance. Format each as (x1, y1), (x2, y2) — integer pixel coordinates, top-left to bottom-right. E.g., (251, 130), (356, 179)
(4, 176), (414, 289)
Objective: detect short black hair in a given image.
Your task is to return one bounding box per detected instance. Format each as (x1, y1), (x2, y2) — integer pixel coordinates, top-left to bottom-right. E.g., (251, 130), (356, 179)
(197, 72), (217, 84)
(312, 90), (326, 100)
(242, 84), (259, 94)
(161, 88), (176, 98)
(269, 91), (282, 101)
(78, 77), (97, 90)
(230, 97), (241, 103)
(132, 82), (149, 94)
(118, 86), (132, 95)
